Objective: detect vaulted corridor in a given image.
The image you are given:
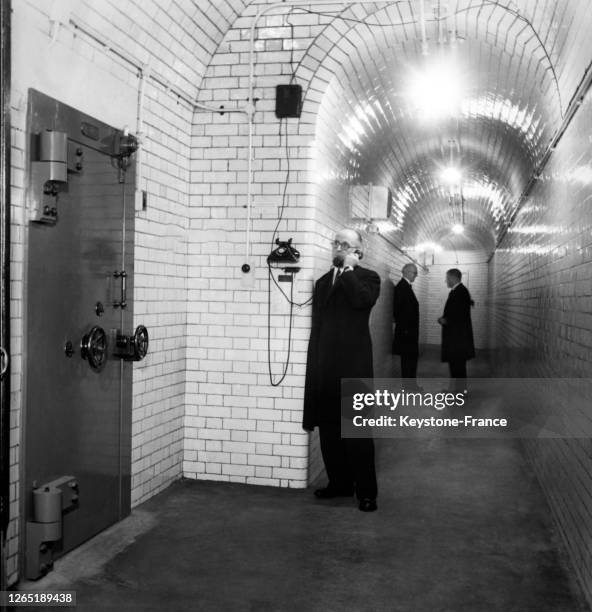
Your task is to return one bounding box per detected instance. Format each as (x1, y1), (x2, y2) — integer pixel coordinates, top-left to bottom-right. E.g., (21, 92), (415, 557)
(3, 0), (592, 609)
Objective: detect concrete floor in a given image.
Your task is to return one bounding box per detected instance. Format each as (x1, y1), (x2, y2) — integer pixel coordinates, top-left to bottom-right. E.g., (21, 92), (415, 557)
(18, 349), (588, 612)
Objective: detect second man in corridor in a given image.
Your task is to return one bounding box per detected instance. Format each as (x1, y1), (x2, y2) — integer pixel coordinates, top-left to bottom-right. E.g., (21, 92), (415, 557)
(392, 263), (419, 381)
(438, 268), (475, 390)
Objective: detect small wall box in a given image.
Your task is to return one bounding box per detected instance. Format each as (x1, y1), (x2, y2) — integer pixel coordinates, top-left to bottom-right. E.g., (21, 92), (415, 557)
(349, 185), (393, 220)
(275, 85), (303, 118)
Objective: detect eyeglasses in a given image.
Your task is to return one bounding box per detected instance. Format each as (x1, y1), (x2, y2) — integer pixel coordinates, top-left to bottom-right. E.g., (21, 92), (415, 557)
(332, 240), (357, 251)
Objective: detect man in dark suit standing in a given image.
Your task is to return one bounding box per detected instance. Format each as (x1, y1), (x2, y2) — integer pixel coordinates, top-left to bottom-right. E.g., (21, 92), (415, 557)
(392, 263), (419, 380)
(303, 228), (381, 512)
(438, 268), (475, 390)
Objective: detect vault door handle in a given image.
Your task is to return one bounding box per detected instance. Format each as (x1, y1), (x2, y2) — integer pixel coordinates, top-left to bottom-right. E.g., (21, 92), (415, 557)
(0, 346), (8, 377)
(113, 270), (127, 309)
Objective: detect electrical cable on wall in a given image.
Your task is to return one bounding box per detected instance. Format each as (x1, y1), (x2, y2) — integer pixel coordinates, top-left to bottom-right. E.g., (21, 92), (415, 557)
(267, 112), (311, 386)
(268, 117), (311, 307)
(269, 22), (311, 307)
(267, 262), (296, 386)
(271, 118), (290, 249)
(267, 116), (293, 386)
(287, 17), (297, 86)
(266, 32), (313, 385)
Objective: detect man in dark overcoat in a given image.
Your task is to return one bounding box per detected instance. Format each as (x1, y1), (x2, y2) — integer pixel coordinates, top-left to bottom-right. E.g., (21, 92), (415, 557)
(438, 268), (475, 389)
(392, 263), (419, 380)
(303, 228), (380, 512)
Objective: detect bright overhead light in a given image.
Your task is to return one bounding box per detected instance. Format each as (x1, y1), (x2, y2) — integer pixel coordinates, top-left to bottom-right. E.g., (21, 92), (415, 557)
(407, 60), (465, 120)
(413, 241), (443, 253)
(451, 223), (464, 235)
(441, 166), (462, 185)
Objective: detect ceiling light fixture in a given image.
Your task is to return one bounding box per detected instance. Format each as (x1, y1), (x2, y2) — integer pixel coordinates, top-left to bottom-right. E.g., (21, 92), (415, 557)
(441, 166), (462, 185)
(413, 241), (443, 253)
(451, 223), (464, 235)
(407, 60), (465, 120)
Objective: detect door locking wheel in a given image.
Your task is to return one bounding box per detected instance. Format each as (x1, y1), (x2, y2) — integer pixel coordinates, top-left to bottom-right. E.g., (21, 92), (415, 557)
(80, 325), (108, 371)
(132, 325), (149, 361)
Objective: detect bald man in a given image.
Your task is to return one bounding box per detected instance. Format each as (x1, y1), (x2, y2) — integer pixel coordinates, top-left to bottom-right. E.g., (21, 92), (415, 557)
(392, 263), (419, 380)
(303, 228), (381, 512)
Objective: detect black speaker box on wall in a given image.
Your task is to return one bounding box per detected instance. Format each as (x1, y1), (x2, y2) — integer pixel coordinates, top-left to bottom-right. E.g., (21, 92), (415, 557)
(275, 84), (303, 118)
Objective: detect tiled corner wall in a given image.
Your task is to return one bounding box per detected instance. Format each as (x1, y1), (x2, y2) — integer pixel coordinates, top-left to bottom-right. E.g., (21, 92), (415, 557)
(7, 0), (245, 586)
(182, 4), (426, 487)
(183, 4), (330, 488)
(488, 87), (592, 607)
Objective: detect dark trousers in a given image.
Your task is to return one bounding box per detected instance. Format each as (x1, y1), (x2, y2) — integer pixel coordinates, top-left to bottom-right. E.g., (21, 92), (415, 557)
(319, 423), (377, 500)
(400, 353), (418, 379)
(448, 359), (467, 390)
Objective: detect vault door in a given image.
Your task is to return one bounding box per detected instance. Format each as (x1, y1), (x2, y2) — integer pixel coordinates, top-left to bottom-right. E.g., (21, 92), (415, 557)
(24, 90), (135, 573)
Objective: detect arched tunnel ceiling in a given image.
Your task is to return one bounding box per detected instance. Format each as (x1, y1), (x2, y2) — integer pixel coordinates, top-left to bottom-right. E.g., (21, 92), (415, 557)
(299, 0), (592, 253)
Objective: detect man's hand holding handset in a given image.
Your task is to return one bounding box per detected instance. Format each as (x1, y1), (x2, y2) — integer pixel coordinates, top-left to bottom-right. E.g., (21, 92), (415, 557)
(342, 250), (361, 270)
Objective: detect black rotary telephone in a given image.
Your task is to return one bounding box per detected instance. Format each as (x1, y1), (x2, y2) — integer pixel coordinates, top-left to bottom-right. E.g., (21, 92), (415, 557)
(267, 238), (300, 264)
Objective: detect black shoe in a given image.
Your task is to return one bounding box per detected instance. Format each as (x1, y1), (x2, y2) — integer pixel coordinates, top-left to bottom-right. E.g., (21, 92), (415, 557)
(358, 498), (377, 512)
(314, 487), (354, 499)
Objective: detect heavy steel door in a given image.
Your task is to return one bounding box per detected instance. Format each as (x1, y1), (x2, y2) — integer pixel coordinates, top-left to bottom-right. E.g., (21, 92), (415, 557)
(24, 90), (137, 571)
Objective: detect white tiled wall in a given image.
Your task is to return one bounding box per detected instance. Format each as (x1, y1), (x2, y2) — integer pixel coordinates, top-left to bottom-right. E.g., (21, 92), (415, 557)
(489, 87), (592, 607)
